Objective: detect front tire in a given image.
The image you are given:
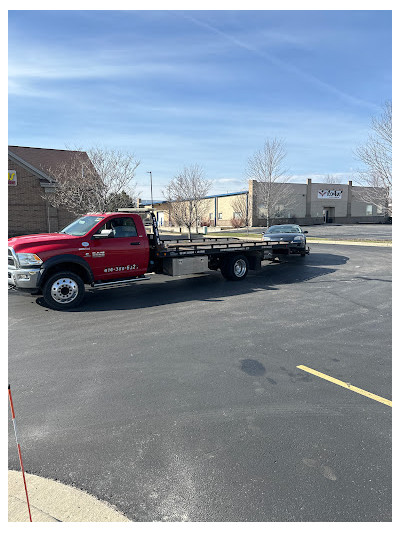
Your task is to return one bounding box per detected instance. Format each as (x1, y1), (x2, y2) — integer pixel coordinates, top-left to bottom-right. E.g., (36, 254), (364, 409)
(43, 271), (85, 310)
(220, 254), (249, 281)
(300, 245), (308, 257)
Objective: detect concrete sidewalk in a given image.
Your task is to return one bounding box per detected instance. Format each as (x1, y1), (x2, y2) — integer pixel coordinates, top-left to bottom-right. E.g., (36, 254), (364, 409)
(8, 470), (130, 522)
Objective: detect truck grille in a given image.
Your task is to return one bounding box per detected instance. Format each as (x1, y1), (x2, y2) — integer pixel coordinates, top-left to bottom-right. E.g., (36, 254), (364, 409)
(8, 248), (18, 268)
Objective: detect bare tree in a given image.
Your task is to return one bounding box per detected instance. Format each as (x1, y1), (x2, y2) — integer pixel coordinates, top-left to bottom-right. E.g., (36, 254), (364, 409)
(246, 138), (292, 227)
(47, 147), (140, 216)
(163, 164), (212, 238)
(230, 194), (249, 228)
(323, 174), (338, 184)
(354, 101), (392, 215)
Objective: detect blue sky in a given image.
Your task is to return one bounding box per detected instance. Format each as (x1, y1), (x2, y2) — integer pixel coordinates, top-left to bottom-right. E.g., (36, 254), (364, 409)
(8, 9), (392, 199)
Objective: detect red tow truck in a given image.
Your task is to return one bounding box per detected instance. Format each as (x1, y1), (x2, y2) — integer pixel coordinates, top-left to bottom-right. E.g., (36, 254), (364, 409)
(8, 209), (298, 310)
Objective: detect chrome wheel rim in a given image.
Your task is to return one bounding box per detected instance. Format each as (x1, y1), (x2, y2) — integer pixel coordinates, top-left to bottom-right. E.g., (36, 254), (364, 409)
(50, 278), (79, 304)
(234, 259), (247, 277)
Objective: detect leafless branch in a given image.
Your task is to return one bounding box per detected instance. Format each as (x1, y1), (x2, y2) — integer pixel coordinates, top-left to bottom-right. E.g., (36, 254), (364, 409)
(163, 164), (212, 237)
(230, 195), (249, 228)
(246, 138), (292, 226)
(323, 174), (338, 184)
(353, 101), (392, 215)
(45, 147), (140, 216)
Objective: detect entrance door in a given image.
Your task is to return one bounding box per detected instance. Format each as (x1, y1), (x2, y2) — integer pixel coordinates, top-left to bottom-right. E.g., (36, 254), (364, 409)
(323, 207), (335, 223)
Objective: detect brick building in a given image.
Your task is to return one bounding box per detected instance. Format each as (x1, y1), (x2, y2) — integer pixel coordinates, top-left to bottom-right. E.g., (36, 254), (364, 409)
(8, 146), (91, 237)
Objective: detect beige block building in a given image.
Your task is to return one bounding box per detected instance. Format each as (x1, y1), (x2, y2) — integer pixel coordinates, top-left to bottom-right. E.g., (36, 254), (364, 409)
(157, 178), (387, 230)
(248, 178), (386, 226)
(152, 191), (249, 230)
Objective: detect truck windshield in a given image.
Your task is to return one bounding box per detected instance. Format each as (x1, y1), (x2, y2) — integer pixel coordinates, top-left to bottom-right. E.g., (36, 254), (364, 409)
(60, 216), (105, 236)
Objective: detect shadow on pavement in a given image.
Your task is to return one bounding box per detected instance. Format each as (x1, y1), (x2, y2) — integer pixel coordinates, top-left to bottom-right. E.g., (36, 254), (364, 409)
(34, 252), (349, 313)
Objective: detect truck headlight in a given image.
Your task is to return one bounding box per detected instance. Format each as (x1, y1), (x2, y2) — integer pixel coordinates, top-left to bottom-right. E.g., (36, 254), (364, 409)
(293, 236), (305, 242)
(16, 253), (43, 266)
(263, 236), (271, 241)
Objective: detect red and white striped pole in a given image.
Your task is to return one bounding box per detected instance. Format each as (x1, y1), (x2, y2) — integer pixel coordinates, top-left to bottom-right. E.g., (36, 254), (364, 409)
(8, 385), (32, 522)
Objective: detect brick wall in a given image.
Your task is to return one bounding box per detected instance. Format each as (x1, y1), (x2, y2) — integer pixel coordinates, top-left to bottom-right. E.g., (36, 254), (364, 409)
(8, 159), (47, 236)
(8, 159), (75, 236)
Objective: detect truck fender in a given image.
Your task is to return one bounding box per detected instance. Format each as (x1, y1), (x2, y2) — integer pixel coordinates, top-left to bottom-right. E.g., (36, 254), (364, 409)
(38, 254), (94, 286)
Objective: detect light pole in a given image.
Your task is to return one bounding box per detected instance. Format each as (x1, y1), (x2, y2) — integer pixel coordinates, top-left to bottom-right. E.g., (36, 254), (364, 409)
(147, 171), (153, 208)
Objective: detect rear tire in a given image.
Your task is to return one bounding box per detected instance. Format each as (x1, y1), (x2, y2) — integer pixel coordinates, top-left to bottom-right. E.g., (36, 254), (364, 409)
(220, 254), (249, 281)
(43, 271), (85, 310)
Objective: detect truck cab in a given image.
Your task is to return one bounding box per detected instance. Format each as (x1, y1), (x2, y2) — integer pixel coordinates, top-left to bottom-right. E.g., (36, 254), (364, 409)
(8, 213), (150, 310)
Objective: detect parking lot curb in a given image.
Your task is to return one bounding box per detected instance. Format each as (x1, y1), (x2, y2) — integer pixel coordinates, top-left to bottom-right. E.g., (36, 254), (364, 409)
(8, 470), (130, 522)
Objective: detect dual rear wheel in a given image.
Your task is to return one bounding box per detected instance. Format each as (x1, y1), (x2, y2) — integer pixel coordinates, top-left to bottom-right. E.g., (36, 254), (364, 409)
(220, 254), (249, 281)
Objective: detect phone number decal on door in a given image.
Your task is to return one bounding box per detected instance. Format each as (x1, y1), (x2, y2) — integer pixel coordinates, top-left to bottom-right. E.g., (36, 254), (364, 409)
(104, 265), (138, 273)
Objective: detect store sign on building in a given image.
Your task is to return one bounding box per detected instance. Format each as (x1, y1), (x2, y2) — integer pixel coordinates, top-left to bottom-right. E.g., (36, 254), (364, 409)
(318, 189), (342, 199)
(8, 170), (17, 186)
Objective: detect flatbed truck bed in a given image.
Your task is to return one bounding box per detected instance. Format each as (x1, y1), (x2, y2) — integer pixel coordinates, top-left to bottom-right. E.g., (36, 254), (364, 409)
(154, 237), (276, 257)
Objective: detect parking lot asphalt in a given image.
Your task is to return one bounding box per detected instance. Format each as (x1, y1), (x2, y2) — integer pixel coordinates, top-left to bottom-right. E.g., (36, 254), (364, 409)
(8, 242), (391, 522)
(294, 223), (392, 241)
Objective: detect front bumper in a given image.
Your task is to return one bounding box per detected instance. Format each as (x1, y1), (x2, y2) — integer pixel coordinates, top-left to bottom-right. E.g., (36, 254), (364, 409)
(8, 267), (41, 289)
(263, 241), (309, 255)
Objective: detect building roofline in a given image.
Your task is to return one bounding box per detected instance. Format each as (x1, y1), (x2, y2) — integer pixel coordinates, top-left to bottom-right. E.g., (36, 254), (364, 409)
(152, 190), (249, 206)
(8, 150), (55, 183)
(204, 191), (248, 199)
(8, 145), (86, 154)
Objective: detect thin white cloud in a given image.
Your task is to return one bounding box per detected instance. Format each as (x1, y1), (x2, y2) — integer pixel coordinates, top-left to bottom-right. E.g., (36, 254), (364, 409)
(181, 13), (380, 111)
(8, 34), (233, 87)
(9, 57), (196, 82)
(8, 80), (62, 99)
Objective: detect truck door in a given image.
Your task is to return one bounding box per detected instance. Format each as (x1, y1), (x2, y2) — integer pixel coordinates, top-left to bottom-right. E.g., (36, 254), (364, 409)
(89, 216), (149, 280)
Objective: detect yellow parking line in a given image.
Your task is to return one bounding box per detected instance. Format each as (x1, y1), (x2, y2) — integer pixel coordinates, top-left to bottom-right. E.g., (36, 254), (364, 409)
(296, 365), (392, 407)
